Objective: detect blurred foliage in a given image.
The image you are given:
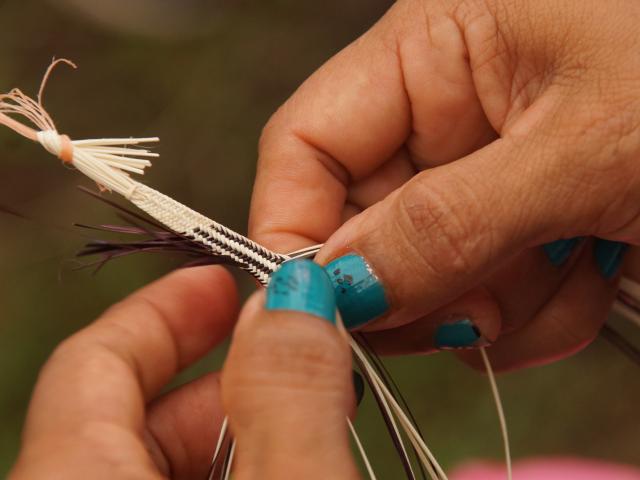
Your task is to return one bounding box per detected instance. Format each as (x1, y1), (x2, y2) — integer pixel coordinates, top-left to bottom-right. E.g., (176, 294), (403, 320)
(0, 0), (639, 477)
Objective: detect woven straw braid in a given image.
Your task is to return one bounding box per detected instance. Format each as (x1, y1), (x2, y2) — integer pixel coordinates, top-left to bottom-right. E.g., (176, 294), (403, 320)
(131, 182), (288, 285)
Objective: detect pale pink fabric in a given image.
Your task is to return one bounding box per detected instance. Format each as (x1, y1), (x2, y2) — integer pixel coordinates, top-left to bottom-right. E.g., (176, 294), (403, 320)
(450, 458), (640, 480)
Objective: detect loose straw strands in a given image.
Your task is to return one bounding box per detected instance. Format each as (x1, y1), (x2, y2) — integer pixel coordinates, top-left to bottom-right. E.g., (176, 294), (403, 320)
(603, 276), (640, 366)
(207, 419), (231, 480)
(0, 58), (63, 138)
(221, 441), (235, 480)
(353, 334), (429, 479)
(349, 417), (378, 480)
(600, 324), (640, 366)
(0, 59), (158, 198)
(616, 277), (640, 329)
(349, 335), (447, 480)
(480, 348), (512, 480)
(209, 419), (379, 480)
(595, 276), (640, 366)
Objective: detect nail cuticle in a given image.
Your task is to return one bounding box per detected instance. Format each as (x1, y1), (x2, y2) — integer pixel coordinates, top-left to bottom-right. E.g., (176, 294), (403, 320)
(434, 318), (487, 350)
(266, 259), (337, 323)
(324, 254), (389, 330)
(437, 337), (491, 351)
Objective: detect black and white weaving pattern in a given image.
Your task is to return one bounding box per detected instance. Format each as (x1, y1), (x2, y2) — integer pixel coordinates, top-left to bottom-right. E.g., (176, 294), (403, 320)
(127, 183), (293, 285)
(187, 225), (287, 286)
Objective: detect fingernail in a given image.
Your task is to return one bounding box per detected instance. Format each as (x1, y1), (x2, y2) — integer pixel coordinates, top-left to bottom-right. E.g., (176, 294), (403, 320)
(434, 318), (488, 350)
(324, 254), (389, 329)
(353, 371), (365, 406)
(266, 259), (336, 323)
(594, 239), (628, 279)
(543, 237), (582, 266)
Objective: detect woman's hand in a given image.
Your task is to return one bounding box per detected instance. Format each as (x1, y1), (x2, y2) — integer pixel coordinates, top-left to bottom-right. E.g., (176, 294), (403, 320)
(222, 260), (358, 479)
(10, 267), (239, 479)
(249, 0), (640, 370)
(10, 263), (359, 479)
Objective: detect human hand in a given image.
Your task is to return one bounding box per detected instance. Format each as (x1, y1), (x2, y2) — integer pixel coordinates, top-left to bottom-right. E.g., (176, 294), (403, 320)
(9, 267), (239, 479)
(10, 262), (359, 479)
(249, 0), (640, 370)
(222, 259), (358, 479)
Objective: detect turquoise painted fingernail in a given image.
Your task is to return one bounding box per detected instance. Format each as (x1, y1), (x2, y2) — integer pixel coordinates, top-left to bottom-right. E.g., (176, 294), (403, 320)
(543, 238), (581, 266)
(266, 259), (336, 323)
(324, 254), (389, 329)
(594, 239), (628, 279)
(353, 371), (365, 406)
(435, 318), (488, 349)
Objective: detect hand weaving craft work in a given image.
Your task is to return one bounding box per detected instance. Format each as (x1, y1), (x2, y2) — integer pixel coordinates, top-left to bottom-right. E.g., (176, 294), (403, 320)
(3, 60), (640, 480)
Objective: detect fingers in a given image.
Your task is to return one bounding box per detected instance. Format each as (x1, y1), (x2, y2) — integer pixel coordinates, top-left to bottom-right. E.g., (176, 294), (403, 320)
(458, 240), (619, 371)
(364, 238), (617, 371)
(20, 266), (238, 446)
(222, 260), (359, 480)
(346, 147), (417, 211)
(485, 241), (586, 333)
(249, 0), (495, 251)
(12, 373), (226, 480)
(364, 287), (502, 355)
(249, 7), (409, 251)
(315, 123), (623, 334)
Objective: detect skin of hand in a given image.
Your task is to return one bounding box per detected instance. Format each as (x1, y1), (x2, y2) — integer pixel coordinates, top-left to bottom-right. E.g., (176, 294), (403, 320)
(9, 264), (359, 480)
(249, 0), (640, 370)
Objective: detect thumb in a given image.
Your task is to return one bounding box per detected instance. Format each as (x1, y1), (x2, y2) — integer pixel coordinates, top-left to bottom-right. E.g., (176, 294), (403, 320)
(221, 260), (360, 480)
(316, 136), (608, 335)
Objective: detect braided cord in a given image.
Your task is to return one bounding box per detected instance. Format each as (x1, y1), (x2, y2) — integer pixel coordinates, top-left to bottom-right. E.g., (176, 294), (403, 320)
(131, 182), (288, 285)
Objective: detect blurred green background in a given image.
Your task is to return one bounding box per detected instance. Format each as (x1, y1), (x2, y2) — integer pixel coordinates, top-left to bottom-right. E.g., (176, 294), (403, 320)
(1, 0), (639, 477)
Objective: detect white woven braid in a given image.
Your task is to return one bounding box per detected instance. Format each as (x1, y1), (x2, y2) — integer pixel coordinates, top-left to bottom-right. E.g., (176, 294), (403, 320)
(35, 129), (287, 285)
(130, 182), (288, 285)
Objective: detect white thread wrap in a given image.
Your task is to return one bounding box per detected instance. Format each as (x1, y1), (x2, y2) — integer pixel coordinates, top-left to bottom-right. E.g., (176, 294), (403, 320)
(37, 129), (67, 158)
(36, 130), (158, 198)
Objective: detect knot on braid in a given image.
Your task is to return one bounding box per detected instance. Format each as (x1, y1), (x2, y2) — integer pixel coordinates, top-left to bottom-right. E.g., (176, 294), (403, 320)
(37, 130), (74, 164)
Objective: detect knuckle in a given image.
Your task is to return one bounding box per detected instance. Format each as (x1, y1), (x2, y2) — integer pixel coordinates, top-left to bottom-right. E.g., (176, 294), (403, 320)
(75, 422), (155, 479)
(47, 327), (102, 367)
(257, 117), (275, 154)
(47, 331), (137, 388)
(47, 335), (82, 366)
(258, 103), (288, 155)
(549, 99), (640, 233)
(452, 0), (513, 68)
(394, 174), (489, 281)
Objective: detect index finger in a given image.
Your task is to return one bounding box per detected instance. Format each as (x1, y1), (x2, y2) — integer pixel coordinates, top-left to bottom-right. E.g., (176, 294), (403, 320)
(249, 6), (411, 252)
(22, 266), (238, 439)
(249, 1), (495, 253)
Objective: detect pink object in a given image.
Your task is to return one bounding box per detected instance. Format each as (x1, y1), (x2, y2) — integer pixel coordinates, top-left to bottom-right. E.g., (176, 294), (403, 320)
(450, 457), (640, 480)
